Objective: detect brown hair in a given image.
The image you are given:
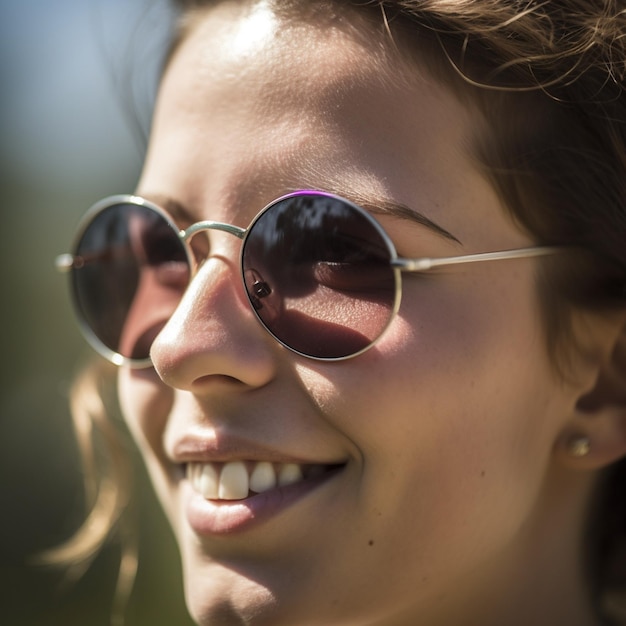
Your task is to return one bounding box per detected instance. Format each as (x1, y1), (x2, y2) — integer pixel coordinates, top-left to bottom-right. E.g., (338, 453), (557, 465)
(36, 359), (137, 625)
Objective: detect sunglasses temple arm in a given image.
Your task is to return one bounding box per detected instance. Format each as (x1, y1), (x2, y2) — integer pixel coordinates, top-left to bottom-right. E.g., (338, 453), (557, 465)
(54, 244), (138, 272)
(54, 221), (248, 274)
(393, 246), (561, 273)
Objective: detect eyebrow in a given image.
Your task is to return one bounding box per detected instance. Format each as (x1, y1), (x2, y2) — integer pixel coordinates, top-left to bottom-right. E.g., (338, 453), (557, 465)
(140, 190), (462, 245)
(140, 193), (198, 229)
(354, 198), (462, 245)
(315, 184), (462, 245)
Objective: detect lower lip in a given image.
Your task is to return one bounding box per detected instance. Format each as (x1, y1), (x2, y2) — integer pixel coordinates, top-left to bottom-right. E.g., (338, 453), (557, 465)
(184, 469), (341, 535)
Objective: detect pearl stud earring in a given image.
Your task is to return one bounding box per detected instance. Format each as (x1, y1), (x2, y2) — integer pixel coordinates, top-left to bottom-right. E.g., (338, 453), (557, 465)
(568, 436), (591, 458)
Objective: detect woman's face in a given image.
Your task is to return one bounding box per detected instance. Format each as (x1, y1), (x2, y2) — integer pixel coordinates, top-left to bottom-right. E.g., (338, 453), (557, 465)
(118, 2), (581, 624)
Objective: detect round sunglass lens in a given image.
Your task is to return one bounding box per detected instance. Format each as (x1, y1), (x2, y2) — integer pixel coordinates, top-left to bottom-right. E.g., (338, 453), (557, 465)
(71, 202), (190, 362)
(242, 194), (397, 359)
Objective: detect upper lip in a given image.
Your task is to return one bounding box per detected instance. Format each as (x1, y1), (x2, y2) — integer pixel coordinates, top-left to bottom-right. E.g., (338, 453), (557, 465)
(168, 429), (346, 466)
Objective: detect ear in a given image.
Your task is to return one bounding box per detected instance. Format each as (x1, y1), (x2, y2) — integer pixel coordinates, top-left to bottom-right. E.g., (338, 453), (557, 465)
(555, 314), (626, 471)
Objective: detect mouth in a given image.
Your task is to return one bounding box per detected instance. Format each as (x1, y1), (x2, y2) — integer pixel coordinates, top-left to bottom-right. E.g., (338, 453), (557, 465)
(185, 460), (343, 501)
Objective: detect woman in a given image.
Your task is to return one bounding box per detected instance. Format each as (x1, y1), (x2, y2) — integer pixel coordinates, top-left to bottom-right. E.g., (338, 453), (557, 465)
(56, 0), (626, 624)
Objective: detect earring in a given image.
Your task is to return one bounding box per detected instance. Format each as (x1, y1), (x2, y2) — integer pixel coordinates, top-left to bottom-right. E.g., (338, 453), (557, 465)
(567, 436), (591, 458)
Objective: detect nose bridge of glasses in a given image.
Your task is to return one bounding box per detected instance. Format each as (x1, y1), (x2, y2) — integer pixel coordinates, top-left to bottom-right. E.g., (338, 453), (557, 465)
(181, 220), (246, 242)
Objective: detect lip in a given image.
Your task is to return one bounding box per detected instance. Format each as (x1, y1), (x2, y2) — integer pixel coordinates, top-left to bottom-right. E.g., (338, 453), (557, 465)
(170, 430), (335, 465)
(169, 430), (347, 535)
(183, 464), (344, 535)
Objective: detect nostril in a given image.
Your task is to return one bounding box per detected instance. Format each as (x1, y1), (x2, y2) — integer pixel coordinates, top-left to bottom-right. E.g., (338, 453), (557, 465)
(190, 374), (246, 389)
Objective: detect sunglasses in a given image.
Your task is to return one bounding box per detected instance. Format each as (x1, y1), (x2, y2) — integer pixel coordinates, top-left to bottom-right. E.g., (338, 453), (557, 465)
(57, 190), (559, 366)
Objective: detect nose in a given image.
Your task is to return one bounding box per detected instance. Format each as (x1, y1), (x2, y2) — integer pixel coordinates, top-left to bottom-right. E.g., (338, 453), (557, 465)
(150, 254), (277, 391)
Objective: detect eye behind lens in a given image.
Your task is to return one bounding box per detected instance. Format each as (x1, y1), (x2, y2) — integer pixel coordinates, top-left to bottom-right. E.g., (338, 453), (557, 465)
(70, 199), (191, 364)
(241, 192), (398, 359)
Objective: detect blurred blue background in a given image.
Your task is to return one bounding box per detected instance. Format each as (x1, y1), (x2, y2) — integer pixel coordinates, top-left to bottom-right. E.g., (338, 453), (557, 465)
(0, 1), (194, 623)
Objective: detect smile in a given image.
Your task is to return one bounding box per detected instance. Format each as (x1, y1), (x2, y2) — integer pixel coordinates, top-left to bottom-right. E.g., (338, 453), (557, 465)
(186, 461), (337, 501)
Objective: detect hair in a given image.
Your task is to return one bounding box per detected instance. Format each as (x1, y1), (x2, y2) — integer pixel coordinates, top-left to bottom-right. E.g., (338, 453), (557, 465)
(35, 359), (137, 625)
(55, 0), (626, 622)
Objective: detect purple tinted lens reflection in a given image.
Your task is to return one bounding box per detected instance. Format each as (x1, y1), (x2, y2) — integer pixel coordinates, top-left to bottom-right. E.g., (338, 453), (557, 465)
(72, 203), (190, 361)
(242, 194), (397, 359)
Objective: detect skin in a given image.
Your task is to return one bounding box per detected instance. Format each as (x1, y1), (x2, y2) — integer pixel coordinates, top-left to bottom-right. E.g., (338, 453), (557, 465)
(117, 2), (620, 624)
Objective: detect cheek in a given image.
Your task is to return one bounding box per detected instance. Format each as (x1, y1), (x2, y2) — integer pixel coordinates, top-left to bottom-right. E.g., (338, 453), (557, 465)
(299, 267), (553, 431)
(294, 270), (559, 563)
(117, 369), (174, 461)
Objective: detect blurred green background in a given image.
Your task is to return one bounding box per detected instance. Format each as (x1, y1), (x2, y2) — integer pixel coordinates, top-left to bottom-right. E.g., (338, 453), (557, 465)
(0, 1), (195, 624)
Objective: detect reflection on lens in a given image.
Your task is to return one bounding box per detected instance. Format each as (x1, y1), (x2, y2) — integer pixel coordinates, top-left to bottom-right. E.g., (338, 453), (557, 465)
(242, 194), (397, 358)
(71, 202), (190, 361)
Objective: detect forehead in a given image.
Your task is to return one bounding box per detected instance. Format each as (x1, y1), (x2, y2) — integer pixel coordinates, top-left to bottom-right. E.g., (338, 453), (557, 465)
(143, 0), (525, 249)
(165, 1), (413, 119)
(173, 2), (392, 74)
(156, 5), (465, 177)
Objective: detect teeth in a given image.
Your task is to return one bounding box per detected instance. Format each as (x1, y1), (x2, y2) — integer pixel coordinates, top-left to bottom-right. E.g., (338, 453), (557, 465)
(278, 463), (303, 486)
(218, 462), (248, 500)
(249, 461), (276, 493)
(199, 463), (219, 499)
(186, 460), (313, 501)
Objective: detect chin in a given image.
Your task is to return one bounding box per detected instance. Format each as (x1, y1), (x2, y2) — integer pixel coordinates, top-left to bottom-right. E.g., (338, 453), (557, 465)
(184, 575), (290, 626)
(181, 552), (354, 626)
